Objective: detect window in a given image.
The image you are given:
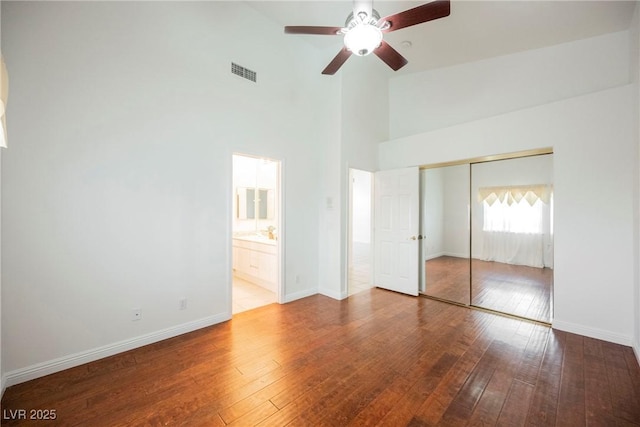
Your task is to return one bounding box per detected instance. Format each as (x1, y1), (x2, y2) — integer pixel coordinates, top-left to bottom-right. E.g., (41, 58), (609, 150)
(483, 197), (544, 234)
(479, 185), (551, 234)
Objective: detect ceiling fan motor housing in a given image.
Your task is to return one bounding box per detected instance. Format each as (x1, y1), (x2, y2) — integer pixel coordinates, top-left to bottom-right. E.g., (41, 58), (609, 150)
(343, 10), (384, 56)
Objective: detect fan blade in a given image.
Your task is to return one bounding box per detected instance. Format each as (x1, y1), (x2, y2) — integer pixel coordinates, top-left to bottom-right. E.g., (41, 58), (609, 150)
(285, 26), (342, 36)
(381, 0), (450, 33)
(374, 40), (408, 71)
(322, 47), (353, 75)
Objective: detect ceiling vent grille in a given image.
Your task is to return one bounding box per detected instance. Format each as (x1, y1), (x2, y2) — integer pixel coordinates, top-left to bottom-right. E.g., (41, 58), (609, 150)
(231, 62), (257, 83)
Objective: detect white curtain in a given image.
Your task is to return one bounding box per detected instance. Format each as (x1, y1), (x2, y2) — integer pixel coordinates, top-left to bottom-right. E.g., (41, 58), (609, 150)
(479, 185), (553, 268)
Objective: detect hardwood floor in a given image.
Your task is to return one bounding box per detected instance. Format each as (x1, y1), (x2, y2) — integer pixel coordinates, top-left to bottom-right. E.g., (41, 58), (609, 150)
(425, 256), (552, 323)
(349, 242), (373, 296)
(2, 288), (639, 426)
(472, 259), (552, 323)
(424, 256), (471, 305)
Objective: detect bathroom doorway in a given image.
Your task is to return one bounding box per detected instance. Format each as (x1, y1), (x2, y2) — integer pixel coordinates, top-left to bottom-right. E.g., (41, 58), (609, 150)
(232, 154), (281, 314)
(348, 168), (373, 296)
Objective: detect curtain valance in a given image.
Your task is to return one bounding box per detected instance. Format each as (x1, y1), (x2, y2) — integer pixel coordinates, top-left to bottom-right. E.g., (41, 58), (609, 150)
(478, 184), (552, 206)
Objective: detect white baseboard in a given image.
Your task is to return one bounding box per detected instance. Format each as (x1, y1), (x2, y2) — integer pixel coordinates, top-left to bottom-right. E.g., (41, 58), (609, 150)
(443, 252), (469, 259)
(318, 286), (346, 301)
(552, 320), (632, 346)
(283, 288), (317, 303)
(2, 313), (230, 389)
(425, 252), (470, 260)
(634, 341), (640, 368)
(424, 252), (445, 261)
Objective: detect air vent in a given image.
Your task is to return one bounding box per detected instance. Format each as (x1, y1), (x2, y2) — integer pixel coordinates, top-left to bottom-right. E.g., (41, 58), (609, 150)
(231, 62), (257, 83)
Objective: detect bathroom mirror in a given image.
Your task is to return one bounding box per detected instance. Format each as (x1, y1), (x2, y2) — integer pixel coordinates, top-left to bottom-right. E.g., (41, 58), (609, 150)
(236, 187), (274, 220)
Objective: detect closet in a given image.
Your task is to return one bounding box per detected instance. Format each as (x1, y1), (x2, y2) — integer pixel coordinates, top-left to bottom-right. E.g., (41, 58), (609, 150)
(421, 153), (553, 323)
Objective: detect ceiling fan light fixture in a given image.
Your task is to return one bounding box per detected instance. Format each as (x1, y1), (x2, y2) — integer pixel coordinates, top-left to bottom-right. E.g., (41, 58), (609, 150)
(284, 1), (451, 74)
(344, 23), (382, 56)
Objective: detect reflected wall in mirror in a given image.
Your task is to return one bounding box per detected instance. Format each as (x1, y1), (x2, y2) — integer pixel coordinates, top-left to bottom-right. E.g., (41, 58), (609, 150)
(470, 154), (553, 323)
(421, 164), (470, 305)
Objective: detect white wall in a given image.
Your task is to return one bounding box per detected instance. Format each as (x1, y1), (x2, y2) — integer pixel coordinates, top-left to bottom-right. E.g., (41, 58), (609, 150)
(351, 169), (371, 244)
(1, 1), (337, 385)
(390, 31), (630, 139)
(0, 0), (3, 397)
(381, 85), (636, 346)
(631, 2), (640, 361)
(318, 55), (388, 300)
(421, 168), (444, 259)
(381, 29), (637, 345)
(442, 165), (470, 259)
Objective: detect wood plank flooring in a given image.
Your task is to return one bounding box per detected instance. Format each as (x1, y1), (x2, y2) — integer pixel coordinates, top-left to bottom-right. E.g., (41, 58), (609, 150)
(424, 256), (471, 305)
(425, 256), (552, 323)
(472, 259), (552, 323)
(2, 288), (639, 426)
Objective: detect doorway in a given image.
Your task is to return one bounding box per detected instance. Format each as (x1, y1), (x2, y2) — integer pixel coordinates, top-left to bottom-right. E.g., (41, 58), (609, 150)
(348, 168), (373, 296)
(231, 154), (281, 314)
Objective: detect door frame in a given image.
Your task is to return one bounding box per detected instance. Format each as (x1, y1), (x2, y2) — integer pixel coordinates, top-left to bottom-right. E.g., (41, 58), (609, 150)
(347, 167), (374, 296)
(230, 152), (284, 316)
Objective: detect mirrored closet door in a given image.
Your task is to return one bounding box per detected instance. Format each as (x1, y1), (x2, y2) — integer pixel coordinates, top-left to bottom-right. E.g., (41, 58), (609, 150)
(420, 153), (554, 324)
(470, 155), (553, 323)
(420, 164), (470, 305)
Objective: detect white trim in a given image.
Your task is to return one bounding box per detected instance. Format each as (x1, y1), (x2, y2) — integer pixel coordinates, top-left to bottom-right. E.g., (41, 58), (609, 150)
(444, 252), (470, 259)
(552, 320), (632, 346)
(283, 287), (317, 303)
(424, 252), (446, 261)
(634, 341), (640, 368)
(2, 314), (229, 388)
(318, 286), (346, 301)
(277, 157), (285, 305)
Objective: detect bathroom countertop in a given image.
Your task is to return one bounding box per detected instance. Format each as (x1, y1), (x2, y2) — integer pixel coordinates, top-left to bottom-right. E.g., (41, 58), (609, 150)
(233, 235), (277, 245)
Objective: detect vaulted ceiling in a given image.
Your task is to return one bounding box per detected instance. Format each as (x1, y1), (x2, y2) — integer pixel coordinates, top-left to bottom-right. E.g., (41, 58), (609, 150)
(248, 1), (637, 75)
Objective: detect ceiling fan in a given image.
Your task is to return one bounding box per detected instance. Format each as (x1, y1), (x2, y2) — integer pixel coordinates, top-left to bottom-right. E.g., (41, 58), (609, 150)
(285, 0), (451, 75)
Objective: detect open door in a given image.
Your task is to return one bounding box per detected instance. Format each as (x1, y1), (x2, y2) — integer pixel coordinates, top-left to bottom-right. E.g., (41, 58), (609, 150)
(374, 167), (420, 296)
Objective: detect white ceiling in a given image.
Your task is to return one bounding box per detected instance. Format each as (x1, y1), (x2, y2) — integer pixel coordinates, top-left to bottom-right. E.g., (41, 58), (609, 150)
(247, 0), (637, 75)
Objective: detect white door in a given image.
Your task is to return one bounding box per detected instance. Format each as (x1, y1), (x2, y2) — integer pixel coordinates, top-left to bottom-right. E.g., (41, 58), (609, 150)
(374, 167), (420, 296)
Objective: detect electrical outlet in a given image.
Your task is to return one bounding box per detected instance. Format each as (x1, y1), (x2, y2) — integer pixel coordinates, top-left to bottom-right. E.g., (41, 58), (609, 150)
(131, 308), (142, 321)
(179, 298), (187, 310)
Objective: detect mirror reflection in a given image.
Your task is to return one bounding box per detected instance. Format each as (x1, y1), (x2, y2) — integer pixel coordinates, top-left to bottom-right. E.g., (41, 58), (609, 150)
(237, 187), (274, 220)
(232, 155), (278, 238)
(421, 164), (470, 305)
(471, 155), (553, 323)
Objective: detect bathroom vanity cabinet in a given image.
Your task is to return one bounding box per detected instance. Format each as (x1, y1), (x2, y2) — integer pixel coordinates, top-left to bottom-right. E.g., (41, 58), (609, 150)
(232, 237), (277, 292)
